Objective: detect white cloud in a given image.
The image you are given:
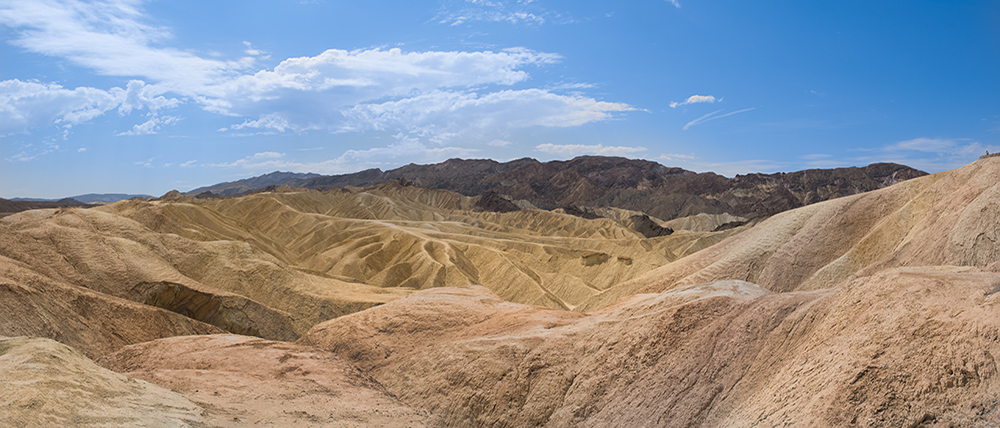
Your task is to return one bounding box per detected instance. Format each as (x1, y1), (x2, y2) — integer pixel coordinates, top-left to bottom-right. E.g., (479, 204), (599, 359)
(0, 79), (120, 136)
(118, 80), (180, 114)
(791, 137), (1000, 174)
(205, 47), (560, 122)
(550, 82), (595, 91)
(683, 108), (755, 130)
(535, 143), (647, 158)
(342, 89), (634, 142)
(242, 41), (266, 57)
(878, 137), (1000, 172)
(670, 94), (716, 108)
(134, 157), (153, 167)
(78, 147), (87, 152)
(206, 135), (478, 175)
(693, 159), (785, 177)
(657, 156), (785, 177)
(251, 151), (284, 160)
(0, 0), (634, 145)
(657, 153), (696, 161)
(666, 0), (681, 8)
(0, 0), (243, 92)
(487, 139), (512, 147)
(889, 137), (969, 154)
(116, 115), (178, 136)
(436, 0), (565, 26)
(180, 159), (197, 168)
(222, 114), (290, 133)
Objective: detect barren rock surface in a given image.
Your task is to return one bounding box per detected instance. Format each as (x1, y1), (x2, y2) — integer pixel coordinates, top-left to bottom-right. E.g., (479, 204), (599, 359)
(303, 270), (1000, 427)
(0, 336), (204, 427)
(99, 334), (434, 427)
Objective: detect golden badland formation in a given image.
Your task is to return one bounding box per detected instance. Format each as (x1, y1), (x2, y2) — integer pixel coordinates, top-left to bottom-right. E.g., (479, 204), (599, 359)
(2, 156), (1000, 426)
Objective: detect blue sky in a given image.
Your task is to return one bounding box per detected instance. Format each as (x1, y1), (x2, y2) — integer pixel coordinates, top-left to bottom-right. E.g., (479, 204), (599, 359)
(1, 0), (998, 198)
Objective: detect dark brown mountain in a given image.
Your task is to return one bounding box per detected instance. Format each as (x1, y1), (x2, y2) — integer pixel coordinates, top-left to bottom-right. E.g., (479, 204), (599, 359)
(188, 156), (927, 220)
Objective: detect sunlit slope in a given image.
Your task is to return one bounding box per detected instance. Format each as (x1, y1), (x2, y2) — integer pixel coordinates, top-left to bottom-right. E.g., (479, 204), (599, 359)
(0, 336), (205, 427)
(0, 252), (222, 360)
(577, 156), (1000, 311)
(0, 204), (410, 350)
(98, 334), (436, 427)
(154, 183), (744, 310)
(303, 266), (1000, 427)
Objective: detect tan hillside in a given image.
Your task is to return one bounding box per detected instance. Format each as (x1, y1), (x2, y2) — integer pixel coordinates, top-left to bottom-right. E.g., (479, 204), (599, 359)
(142, 184), (744, 310)
(0, 336), (204, 427)
(303, 267), (1000, 427)
(296, 157), (1000, 426)
(0, 180), (740, 361)
(98, 334), (435, 427)
(576, 156), (1000, 311)
(0, 251), (223, 360)
(0, 203), (411, 357)
(663, 212), (746, 232)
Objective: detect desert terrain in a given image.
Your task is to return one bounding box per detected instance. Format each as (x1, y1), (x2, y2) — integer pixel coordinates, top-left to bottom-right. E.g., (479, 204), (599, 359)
(2, 156), (999, 426)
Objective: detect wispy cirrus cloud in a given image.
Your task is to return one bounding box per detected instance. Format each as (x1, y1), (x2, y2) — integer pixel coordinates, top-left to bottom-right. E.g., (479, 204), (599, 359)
(205, 135), (479, 175)
(657, 155), (785, 177)
(795, 137), (1000, 174)
(535, 143), (647, 158)
(435, 0), (568, 26)
(879, 137), (1000, 172)
(670, 94), (716, 108)
(683, 107), (755, 130)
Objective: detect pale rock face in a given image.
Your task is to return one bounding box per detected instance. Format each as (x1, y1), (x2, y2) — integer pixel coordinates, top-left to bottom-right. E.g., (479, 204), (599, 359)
(0, 336), (205, 427)
(98, 334), (436, 427)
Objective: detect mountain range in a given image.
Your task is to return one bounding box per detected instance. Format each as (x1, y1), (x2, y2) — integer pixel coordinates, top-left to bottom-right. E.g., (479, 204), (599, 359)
(187, 156), (927, 220)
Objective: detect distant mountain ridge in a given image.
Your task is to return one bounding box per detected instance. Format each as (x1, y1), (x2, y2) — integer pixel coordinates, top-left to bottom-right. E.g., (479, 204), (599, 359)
(10, 194), (151, 203)
(188, 156), (927, 220)
(186, 171), (321, 197)
(0, 198), (87, 216)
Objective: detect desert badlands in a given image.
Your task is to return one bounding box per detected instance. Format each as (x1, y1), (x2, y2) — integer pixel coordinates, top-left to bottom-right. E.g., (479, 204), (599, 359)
(3, 156), (1000, 427)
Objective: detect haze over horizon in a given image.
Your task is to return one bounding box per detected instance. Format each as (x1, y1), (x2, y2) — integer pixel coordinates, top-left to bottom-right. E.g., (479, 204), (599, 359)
(2, 0), (998, 199)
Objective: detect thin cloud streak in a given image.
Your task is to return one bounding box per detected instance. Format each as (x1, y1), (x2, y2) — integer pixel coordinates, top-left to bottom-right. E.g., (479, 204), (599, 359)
(683, 108), (755, 130)
(535, 143), (647, 158)
(203, 135), (479, 175)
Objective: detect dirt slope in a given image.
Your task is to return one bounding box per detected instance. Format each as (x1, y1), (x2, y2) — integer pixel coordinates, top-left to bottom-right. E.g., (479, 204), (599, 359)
(99, 334), (434, 427)
(0, 336), (205, 427)
(0, 252), (223, 360)
(303, 267), (1000, 427)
